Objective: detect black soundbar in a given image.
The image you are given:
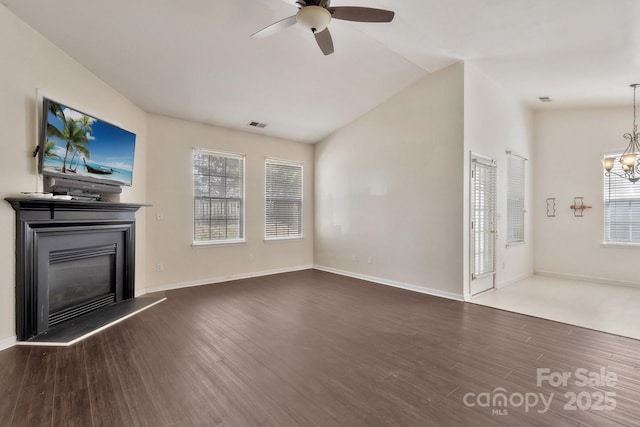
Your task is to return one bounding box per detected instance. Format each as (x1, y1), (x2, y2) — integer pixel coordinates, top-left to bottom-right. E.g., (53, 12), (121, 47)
(48, 176), (122, 194)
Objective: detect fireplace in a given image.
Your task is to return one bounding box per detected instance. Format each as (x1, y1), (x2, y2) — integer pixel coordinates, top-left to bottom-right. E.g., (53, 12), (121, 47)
(48, 244), (117, 325)
(6, 198), (145, 341)
(39, 229), (126, 331)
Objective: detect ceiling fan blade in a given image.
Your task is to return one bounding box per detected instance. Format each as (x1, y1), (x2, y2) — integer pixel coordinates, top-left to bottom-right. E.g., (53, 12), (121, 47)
(314, 28), (334, 55)
(329, 6), (395, 23)
(251, 15), (297, 39)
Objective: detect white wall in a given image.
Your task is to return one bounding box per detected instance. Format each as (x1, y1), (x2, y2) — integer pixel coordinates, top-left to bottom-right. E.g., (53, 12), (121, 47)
(0, 5), (148, 347)
(534, 107), (640, 286)
(314, 63), (465, 300)
(145, 115), (314, 291)
(463, 63), (534, 297)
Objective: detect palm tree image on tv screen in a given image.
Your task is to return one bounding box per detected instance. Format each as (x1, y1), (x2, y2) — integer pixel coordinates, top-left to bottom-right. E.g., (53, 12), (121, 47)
(42, 99), (136, 186)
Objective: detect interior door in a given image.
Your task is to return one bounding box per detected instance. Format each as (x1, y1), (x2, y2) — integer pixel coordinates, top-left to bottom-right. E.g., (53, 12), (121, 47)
(470, 154), (497, 295)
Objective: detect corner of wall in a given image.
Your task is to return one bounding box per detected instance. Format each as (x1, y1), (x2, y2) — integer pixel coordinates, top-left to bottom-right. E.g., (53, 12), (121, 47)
(313, 63), (465, 297)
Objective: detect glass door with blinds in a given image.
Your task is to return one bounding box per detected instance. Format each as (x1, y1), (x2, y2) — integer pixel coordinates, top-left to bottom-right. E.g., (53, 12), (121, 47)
(470, 153), (497, 295)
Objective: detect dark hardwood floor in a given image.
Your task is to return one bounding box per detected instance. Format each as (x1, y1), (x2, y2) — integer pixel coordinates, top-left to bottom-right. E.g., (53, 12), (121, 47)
(1, 269), (639, 426)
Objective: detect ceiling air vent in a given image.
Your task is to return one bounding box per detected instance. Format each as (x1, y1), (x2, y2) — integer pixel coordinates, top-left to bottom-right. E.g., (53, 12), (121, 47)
(538, 97), (552, 103)
(248, 121), (268, 128)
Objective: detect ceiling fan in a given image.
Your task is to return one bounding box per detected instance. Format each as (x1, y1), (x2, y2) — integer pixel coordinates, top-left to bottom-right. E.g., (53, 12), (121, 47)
(251, 0), (395, 55)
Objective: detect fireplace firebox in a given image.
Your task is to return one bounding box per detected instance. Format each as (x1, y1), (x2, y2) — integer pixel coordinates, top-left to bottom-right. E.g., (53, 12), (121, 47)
(6, 198), (146, 341)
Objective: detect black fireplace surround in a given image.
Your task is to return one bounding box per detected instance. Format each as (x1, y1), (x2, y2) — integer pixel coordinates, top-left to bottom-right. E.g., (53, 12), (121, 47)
(6, 198), (145, 341)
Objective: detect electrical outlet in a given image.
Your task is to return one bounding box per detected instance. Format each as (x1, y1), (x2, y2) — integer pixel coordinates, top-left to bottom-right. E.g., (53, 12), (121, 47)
(367, 256), (373, 264)
(156, 263), (163, 272)
(351, 253), (357, 261)
(248, 253), (254, 262)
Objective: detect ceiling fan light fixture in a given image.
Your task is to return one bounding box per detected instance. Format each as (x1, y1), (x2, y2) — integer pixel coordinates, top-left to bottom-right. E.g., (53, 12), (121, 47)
(296, 6), (331, 33)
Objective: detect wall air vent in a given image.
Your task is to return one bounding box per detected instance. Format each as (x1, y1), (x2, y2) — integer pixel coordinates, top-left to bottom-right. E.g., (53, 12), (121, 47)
(248, 121), (268, 128)
(538, 97), (552, 103)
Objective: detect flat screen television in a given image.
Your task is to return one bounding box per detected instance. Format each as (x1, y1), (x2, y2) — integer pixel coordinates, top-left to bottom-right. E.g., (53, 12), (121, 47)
(39, 97), (136, 191)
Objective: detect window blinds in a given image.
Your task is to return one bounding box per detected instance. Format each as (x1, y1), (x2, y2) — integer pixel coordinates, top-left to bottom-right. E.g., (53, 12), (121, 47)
(193, 150), (244, 242)
(507, 154), (525, 244)
(604, 155), (640, 243)
(265, 160), (303, 239)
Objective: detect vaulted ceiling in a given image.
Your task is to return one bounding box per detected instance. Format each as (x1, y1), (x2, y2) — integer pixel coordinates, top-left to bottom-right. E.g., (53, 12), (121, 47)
(4, 0), (639, 142)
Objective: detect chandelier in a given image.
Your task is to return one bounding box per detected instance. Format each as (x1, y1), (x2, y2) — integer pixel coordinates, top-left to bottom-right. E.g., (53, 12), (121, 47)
(602, 83), (640, 183)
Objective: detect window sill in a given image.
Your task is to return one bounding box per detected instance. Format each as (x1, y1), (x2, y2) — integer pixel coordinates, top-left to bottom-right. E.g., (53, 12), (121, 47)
(505, 241), (526, 247)
(264, 236), (304, 243)
(192, 239), (246, 248)
(601, 242), (640, 248)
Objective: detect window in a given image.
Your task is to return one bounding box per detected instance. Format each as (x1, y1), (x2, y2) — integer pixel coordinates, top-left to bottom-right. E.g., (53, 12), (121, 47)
(506, 153), (526, 244)
(193, 149), (245, 244)
(265, 159), (303, 239)
(604, 154), (640, 244)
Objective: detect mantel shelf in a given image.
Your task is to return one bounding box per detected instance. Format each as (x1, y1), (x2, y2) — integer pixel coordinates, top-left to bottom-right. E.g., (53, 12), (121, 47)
(5, 197), (149, 212)
(5, 198), (149, 221)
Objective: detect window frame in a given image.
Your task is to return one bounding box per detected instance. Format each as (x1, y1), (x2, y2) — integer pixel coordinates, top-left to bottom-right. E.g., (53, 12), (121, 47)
(506, 152), (526, 245)
(192, 148), (246, 246)
(603, 153), (640, 246)
(264, 158), (304, 241)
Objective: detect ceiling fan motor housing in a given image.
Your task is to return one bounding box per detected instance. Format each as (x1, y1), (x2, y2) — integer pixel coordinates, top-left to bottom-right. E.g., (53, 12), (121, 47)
(296, 6), (331, 33)
(296, 0), (332, 7)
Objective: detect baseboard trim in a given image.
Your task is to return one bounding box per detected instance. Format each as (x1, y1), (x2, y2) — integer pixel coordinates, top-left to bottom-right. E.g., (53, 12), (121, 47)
(534, 270), (640, 289)
(0, 335), (17, 351)
(144, 265), (314, 293)
(497, 271), (534, 289)
(313, 265), (464, 302)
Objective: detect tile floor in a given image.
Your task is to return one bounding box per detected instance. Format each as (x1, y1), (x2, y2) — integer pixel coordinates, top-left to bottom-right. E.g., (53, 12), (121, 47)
(471, 274), (640, 340)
